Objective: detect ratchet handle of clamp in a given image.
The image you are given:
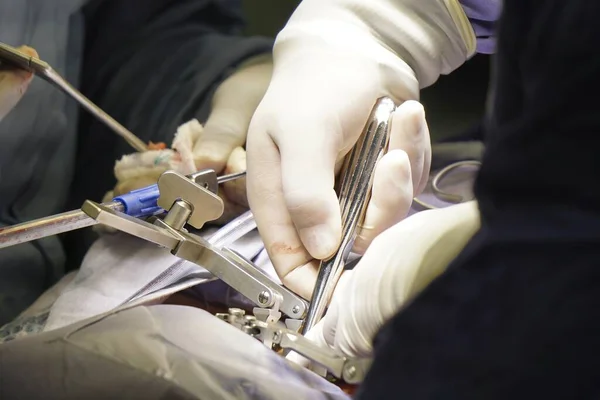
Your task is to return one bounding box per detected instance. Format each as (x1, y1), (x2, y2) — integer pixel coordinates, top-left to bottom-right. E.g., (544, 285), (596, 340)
(302, 97), (396, 334)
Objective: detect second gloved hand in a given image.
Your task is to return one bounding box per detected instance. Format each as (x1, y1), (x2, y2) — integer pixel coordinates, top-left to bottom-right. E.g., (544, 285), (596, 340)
(105, 120), (249, 227)
(289, 201), (481, 365)
(192, 54), (273, 174)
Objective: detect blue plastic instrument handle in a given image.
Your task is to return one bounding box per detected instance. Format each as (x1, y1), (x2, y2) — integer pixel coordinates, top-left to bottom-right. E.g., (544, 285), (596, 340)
(112, 184), (162, 218)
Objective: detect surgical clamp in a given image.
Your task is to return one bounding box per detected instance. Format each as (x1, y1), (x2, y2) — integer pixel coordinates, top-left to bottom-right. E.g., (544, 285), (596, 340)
(78, 168), (371, 382)
(0, 170), (246, 249)
(0, 95), (388, 382)
(80, 169), (308, 324)
(301, 97), (396, 335)
(0, 42), (147, 152)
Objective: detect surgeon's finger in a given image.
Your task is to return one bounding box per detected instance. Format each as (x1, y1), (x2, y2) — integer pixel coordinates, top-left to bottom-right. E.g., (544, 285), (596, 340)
(277, 123), (342, 261)
(194, 57), (273, 173)
(352, 100), (430, 254)
(0, 46), (37, 121)
(222, 146), (249, 207)
(388, 100), (431, 195)
(246, 125), (319, 300)
(193, 108), (247, 174)
(213, 147), (249, 225)
(353, 150), (413, 254)
(275, 128), (342, 298)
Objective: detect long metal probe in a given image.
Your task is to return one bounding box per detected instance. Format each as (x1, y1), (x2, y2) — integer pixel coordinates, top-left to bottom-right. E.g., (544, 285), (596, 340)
(0, 42), (147, 152)
(40, 68), (147, 152)
(0, 171), (246, 249)
(301, 97), (395, 335)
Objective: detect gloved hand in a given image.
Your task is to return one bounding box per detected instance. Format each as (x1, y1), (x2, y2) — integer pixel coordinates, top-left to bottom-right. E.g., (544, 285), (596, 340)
(246, 0), (477, 299)
(0, 45), (36, 121)
(288, 201), (481, 368)
(105, 122), (248, 227)
(103, 53), (272, 225)
(192, 53), (273, 173)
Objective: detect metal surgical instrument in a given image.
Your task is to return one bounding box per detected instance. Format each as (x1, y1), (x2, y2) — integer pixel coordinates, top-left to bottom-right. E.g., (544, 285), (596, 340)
(301, 97), (396, 335)
(216, 308), (370, 384)
(76, 166), (371, 382)
(0, 170), (246, 249)
(0, 42), (147, 152)
(80, 170), (309, 324)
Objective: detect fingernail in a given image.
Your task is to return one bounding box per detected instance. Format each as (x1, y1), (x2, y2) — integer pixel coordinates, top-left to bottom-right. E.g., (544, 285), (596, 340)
(299, 224), (339, 259)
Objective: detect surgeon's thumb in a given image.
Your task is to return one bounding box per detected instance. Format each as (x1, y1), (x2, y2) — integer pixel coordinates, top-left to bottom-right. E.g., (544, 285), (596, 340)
(279, 137), (342, 260)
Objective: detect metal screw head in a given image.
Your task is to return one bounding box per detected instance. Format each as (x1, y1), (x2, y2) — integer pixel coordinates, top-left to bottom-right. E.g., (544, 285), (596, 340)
(229, 308), (245, 318)
(215, 313), (229, 321)
(242, 325), (260, 337)
(292, 305), (300, 315)
(258, 291), (271, 305)
(272, 331), (281, 342)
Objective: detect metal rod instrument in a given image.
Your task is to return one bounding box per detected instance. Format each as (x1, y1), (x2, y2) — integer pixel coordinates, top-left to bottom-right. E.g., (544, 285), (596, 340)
(0, 170), (246, 249)
(0, 41), (147, 152)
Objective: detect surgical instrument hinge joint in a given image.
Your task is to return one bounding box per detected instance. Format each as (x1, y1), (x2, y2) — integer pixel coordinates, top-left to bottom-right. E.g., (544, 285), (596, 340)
(80, 170), (308, 324)
(216, 308), (371, 384)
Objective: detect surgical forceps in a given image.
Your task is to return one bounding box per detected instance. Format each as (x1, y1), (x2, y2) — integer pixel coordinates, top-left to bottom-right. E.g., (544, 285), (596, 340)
(0, 42), (147, 152)
(301, 97), (396, 335)
(300, 101), (481, 334)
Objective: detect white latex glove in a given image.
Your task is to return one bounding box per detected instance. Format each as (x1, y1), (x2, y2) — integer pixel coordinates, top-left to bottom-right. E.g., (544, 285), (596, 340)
(288, 201), (481, 369)
(0, 45), (36, 121)
(192, 54), (273, 174)
(246, 0), (477, 299)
